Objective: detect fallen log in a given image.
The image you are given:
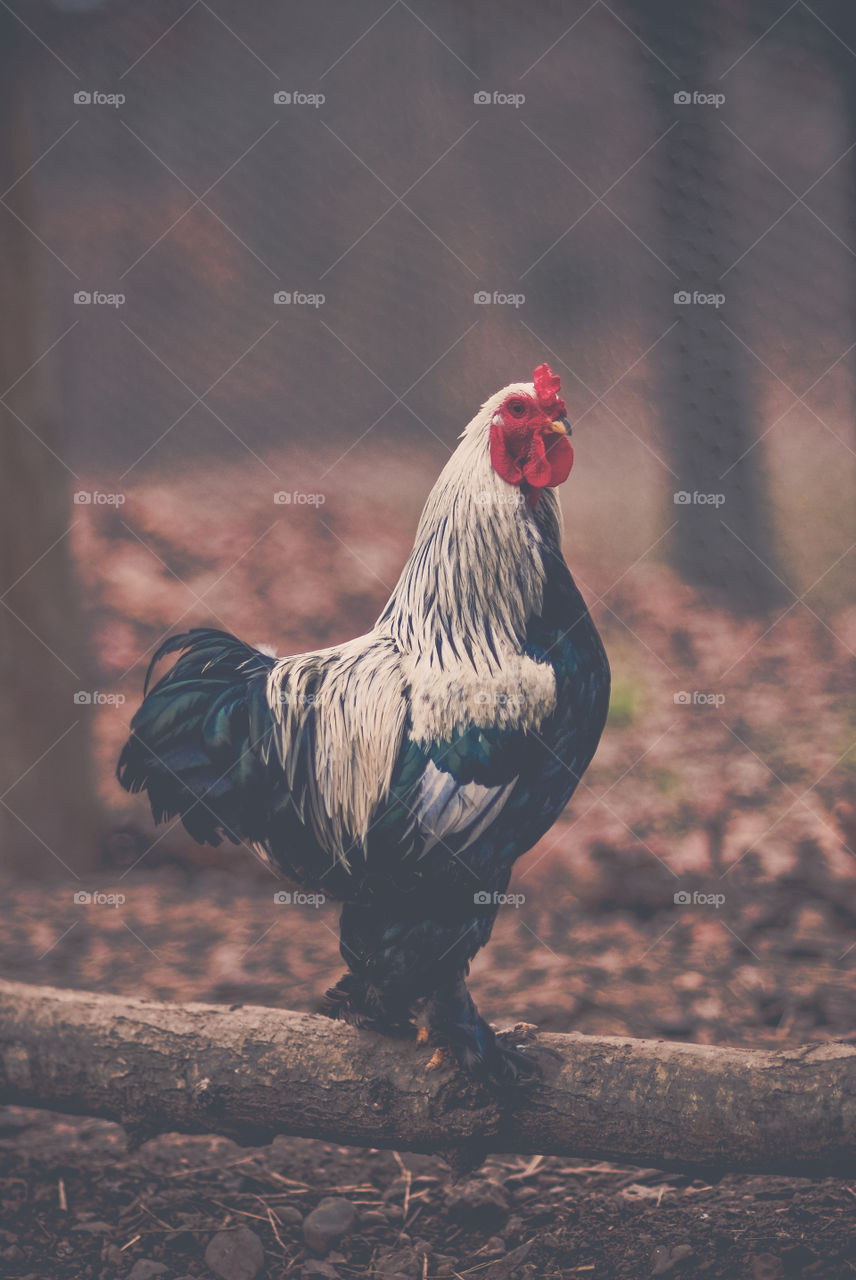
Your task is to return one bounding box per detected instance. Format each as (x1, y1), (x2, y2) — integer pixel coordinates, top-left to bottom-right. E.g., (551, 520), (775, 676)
(0, 978), (854, 1177)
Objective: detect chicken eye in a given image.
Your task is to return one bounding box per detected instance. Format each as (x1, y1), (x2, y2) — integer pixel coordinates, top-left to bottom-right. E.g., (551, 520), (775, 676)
(508, 400), (526, 417)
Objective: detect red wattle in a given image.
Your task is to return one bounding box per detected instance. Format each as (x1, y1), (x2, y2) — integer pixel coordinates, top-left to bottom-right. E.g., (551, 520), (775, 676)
(490, 420), (574, 504)
(544, 433), (574, 486)
(490, 421), (525, 485)
(522, 436), (553, 487)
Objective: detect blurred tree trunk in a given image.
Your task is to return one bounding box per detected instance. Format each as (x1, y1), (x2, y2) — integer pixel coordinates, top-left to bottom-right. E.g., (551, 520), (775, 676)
(0, 14), (98, 876)
(817, 1), (856, 405)
(631, 0), (787, 611)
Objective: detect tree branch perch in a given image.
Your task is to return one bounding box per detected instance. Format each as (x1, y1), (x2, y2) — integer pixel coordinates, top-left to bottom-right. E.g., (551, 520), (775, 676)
(0, 979), (854, 1177)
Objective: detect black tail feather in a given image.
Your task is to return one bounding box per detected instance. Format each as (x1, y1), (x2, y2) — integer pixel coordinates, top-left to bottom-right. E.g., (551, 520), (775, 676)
(118, 628), (277, 847)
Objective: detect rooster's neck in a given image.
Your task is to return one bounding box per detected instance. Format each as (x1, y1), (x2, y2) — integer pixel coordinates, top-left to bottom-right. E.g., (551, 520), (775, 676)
(376, 430), (563, 743)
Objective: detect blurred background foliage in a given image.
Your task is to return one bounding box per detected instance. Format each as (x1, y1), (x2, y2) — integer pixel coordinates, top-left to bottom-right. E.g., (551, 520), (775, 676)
(0, 0), (855, 880)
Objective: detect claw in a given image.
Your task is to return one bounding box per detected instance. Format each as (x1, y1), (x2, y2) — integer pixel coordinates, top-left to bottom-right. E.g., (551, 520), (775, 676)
(497, 1021), (539, 1045)
(488, 1041), (540, 1085)
(425, 1046), (453, 1072)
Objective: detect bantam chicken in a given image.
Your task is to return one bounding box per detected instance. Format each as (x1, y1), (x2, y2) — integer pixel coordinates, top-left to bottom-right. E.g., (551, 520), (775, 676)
(118, 363), (610, 1081)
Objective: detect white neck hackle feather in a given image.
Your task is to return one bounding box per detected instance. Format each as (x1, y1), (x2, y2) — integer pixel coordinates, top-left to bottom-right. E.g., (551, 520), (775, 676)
(378, 381), (562, 742)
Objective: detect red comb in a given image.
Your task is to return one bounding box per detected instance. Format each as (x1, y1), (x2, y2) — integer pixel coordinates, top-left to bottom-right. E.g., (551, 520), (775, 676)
(533, 363), (566, 419)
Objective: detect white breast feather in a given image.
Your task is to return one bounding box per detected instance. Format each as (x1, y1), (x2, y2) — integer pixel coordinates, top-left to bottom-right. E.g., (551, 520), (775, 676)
(404, 652), (556, 746)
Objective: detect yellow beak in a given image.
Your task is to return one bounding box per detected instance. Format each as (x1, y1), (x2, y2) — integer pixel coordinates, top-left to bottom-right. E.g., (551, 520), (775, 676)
(545, 419), (568, 435)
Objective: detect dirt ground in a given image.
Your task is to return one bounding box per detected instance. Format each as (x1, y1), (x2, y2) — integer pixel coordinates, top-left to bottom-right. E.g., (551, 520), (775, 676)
(1, 834), (855, 1280)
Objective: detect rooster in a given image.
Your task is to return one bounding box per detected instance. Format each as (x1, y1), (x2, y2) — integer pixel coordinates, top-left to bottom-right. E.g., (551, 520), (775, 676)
(118, 363), (610, 1081)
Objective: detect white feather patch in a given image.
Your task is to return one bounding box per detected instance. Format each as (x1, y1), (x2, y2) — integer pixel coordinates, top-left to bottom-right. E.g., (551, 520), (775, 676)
(416, 761), (517, 856)
(404, 652), (557, 746)
(266, 637), (408, 864)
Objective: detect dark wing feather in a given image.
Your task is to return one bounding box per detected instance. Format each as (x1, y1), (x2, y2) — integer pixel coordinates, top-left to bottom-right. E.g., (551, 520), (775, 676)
(378, 722), (525, 863)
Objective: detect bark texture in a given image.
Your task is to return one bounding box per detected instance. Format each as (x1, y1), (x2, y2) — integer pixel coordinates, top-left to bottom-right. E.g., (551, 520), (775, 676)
(0, 980), (854, 1176)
